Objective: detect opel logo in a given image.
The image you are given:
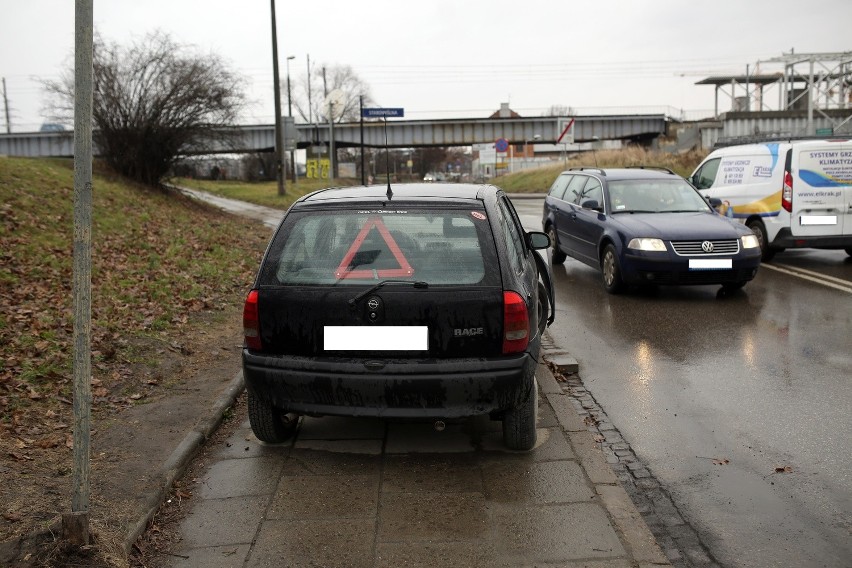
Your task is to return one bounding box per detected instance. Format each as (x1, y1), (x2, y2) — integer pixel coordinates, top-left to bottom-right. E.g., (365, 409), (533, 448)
(701, 241), (714, 253)
(367, 297), (380, 311)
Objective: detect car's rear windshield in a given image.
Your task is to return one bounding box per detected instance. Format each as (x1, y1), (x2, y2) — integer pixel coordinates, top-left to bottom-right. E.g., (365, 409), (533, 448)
(259, 207), (501, 286)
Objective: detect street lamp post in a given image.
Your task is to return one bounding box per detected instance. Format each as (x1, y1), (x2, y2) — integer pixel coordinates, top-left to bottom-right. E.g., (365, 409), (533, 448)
(270, 0), (285, 196)
(286, 55), (296, 183)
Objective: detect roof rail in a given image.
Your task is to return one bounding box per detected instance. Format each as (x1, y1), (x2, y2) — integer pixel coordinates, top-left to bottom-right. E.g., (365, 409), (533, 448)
(568, 166), (606, 176)
(714, 133), (850, 148)
(625, 165), (677, 175)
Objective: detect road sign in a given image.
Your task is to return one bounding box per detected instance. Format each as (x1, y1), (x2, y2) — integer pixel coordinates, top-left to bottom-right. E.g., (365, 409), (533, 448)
(557, 118), (575, 144)
(815, 127), (833, 136)
(495, 138), (509, 153)
(362, 108), (405, 118)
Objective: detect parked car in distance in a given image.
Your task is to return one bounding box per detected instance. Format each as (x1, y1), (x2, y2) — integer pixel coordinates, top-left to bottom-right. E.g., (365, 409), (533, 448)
(689, 138), (852, 261)
(542, 167), (762, 294)
(243, 183), (554, 450)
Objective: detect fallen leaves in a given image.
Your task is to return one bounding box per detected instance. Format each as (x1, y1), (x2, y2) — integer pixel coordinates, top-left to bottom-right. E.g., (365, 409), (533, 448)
(773, 466), (793, 474)
(697, 456), (730, 465)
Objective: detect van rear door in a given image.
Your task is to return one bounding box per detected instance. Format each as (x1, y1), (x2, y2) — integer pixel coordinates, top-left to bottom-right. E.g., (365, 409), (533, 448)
(793, 141), (852, 237)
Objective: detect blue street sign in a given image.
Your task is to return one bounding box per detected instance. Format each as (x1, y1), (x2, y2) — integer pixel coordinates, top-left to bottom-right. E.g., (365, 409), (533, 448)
(362, 107), (405, 118)
(495, 137), (509, 153)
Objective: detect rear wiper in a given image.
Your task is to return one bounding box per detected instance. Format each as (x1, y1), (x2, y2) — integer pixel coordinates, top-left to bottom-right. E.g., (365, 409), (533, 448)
(348, 280), (429, 307)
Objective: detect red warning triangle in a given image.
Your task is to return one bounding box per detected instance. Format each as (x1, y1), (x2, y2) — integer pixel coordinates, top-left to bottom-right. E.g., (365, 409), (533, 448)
(334, 216), (414, 279)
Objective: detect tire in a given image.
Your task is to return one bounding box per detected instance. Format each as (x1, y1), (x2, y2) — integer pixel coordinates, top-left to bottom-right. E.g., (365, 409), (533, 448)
(721, 281), (747, 292)
(502, 378), (538, 451)
(247, 390), (300, 443)
(601, 244), (625, 294)
(536, 281), (549, 336)
(846, 247), (852, 257)
(746, 219), (775, 262)
(547, 225), (566, 265)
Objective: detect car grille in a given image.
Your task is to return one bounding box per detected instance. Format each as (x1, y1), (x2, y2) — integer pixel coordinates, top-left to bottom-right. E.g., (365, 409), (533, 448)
(670, 239), (740, 256)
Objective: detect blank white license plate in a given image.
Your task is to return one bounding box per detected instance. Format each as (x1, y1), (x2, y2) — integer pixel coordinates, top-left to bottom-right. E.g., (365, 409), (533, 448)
(800, 215), (837, 225)
(689, 259), (732, 270)
(324, 326), (428, 351)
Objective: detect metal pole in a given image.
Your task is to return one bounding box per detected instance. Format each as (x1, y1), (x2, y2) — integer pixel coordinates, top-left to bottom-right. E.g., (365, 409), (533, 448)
(307, 54), (312, 128)
(64, 0), (93, 546)
(286, 55), (296, 184)
(2, 77), (10, 134)
(360, 95), (366, 185)
(808, 57), (815, 134)
(270, 0), (285, 196)
(329, 100), (336, 180)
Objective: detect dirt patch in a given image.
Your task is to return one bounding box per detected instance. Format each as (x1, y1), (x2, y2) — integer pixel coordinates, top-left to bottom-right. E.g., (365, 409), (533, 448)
(0, 309), (245, 567)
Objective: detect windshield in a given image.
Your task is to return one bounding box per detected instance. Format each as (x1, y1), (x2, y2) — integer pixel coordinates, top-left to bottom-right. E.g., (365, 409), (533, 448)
(608, 179), (712, 214)
(259, 208), (500, 286)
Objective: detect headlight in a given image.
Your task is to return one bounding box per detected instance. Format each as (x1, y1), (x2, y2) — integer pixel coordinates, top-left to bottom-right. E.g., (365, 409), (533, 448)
(741, 234), (760, 249)
(627, 238), (666, 251)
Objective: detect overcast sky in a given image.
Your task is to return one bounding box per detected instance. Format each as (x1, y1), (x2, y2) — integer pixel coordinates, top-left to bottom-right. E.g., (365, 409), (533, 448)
(1, 0), (851, 132)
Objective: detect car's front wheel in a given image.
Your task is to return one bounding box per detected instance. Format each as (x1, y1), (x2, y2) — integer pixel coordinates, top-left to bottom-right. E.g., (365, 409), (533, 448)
(502, 378), (538, 451)
(547, 226), (566, 265)
(601, 244), (625, 294)
(248, 390), (300, 443)
(746, 219), (776, 262)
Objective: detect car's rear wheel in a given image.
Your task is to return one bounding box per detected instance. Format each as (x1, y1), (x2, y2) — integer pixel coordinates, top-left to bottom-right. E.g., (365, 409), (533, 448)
(248, 390), (300, 443)
(746, 219), (776, 262)
(845, 247), (852, 257)
(502, 378), (538, 451)
(601, 244), (625, 294)
(547, 226), (566, 265)
(721, 281), (747, 292)
(536, 281), (549, 336)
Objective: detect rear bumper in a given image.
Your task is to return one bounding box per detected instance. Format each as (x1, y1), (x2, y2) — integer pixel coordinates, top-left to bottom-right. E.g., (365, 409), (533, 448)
(771, 229), (852, 249)
(622, 251), (761, 285)
(242, 351), (537, 419)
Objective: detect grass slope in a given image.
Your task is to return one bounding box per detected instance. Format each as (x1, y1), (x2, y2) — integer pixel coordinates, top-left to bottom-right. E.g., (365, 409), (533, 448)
(0, 157), (270, 550)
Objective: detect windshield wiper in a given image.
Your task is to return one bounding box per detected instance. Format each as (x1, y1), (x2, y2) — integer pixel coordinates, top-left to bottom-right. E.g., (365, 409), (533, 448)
(613, 209), (657, 214)
(348, 280), (429, 307)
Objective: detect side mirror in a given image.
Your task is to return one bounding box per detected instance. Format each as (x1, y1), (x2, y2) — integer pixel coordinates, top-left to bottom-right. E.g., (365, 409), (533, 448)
(708, 197), (723, 208)
(527, 231), (550, 250)
(581, 199), (602, 211)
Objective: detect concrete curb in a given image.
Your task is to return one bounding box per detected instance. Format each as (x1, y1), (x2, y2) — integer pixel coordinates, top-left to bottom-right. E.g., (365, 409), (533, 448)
(122, 371), (246, 555)
(538, 360), (671, 566)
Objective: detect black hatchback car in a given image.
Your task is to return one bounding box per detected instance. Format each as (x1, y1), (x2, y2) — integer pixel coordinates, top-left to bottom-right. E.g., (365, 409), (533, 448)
(542, 167), (762, 293)
(243, 183), (554, 450)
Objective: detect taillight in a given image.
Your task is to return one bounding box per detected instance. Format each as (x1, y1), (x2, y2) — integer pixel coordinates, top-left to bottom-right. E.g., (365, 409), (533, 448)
(781, 170), (793, 213)
(502, 291), (529, 354)
(243, 290), (262, 351)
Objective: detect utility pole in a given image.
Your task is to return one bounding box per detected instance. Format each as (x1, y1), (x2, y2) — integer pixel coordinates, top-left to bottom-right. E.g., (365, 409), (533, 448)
(2, 78), (10, 133)
(270, 0), (286, 196)
(64, 0), (94, 546)
(286, 55), (296, 184)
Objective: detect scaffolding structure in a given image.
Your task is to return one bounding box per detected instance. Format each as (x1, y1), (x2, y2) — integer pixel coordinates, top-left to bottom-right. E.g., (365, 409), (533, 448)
(696, 50), (852, 134)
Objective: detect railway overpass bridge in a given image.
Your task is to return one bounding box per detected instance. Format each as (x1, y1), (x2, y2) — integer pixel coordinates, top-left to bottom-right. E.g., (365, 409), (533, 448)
(0, 114), (668, 157)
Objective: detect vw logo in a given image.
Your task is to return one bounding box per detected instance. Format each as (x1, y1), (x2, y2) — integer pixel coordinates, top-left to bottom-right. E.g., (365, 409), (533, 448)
(701, 241), (714, 253)
(367, 297), (381, 311)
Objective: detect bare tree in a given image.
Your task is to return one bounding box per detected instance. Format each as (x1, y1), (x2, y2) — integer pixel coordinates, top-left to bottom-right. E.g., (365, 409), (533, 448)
(44, 31), (245, 186)
(543, 104), (575, 116)
(293, 63), (375, 124)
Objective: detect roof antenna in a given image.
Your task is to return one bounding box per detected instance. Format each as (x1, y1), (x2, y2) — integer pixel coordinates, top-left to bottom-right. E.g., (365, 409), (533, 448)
(384, 118), (393, 200)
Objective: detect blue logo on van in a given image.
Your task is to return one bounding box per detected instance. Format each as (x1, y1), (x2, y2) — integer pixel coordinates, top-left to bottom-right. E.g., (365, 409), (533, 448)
(763, 143), (780, 170)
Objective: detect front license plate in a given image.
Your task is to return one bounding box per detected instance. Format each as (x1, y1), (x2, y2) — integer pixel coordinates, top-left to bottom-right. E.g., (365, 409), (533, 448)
(689, 259), (732, 271)
(324, 326), (428, 351)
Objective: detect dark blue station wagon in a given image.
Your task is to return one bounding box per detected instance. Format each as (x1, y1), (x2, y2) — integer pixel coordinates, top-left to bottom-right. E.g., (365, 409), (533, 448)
(542, 167), (762, 293)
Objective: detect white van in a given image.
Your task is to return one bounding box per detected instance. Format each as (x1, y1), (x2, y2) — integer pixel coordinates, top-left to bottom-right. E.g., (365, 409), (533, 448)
(689, 139), (852, 261)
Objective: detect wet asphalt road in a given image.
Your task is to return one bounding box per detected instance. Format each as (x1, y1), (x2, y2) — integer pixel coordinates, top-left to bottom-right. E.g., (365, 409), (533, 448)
(512, 198), (852, 568)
